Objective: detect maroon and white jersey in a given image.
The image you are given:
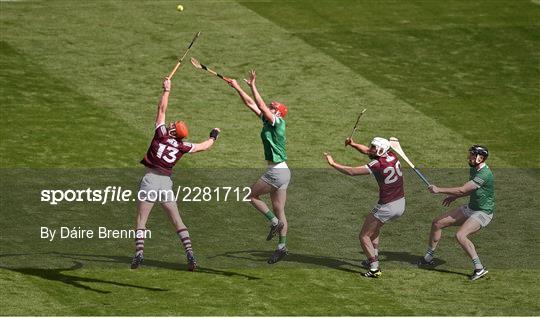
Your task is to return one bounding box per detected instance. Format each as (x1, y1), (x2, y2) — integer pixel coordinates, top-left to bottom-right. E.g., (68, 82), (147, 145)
(140, 124), (193, 176)
(366, 150), (405, 204)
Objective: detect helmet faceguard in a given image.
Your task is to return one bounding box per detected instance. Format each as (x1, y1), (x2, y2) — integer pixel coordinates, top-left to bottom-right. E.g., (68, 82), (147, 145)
(370, 137), (391, 157)
(469, 144), (489, 165)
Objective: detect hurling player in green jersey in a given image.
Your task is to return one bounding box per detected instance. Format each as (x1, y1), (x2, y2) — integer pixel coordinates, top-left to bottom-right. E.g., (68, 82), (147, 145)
(228, 70), (291, 264)
(419, 145), (494, 281)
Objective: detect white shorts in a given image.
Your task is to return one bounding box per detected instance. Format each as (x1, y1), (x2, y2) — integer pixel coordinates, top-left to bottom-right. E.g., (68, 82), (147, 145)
(461, 205), (493, 228)
(260, 162), (291, 190)
(139, 172), (175, 203)
(371, 197), (405, 223)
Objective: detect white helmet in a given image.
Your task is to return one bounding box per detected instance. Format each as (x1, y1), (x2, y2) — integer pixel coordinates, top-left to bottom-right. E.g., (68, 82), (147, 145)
(371, 137), (390, 156)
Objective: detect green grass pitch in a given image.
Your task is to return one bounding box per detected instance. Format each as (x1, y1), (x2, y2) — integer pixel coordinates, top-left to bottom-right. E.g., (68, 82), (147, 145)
(1, 0), (539, 315)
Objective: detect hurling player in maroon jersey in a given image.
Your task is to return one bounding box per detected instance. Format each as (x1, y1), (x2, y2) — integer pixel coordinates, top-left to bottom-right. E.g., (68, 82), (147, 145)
(324, 137), (405, 278)
(131, 77), (220, 271)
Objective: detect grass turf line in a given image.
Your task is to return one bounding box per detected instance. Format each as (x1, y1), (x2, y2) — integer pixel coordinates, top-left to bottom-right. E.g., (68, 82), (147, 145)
(1, 267), (539, 316)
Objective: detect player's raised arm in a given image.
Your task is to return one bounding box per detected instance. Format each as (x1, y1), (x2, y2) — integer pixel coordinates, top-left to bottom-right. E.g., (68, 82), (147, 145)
(155, 78), (171, 126)
(428, 181), (478, 196)
(229, 79), (261, 117)
(245, 70), (274, 123)
(190, 128), (221, 153)
(324, 153), (371, 176)
(345, 138), (370, 155)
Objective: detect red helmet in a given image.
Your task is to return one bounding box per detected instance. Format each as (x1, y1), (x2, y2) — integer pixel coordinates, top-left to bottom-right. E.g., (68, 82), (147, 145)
(272, 101), (288, 118)
(170, 121), (188, 139)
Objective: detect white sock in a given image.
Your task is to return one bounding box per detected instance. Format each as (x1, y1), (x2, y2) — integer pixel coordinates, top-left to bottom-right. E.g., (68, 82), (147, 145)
(424, 247), (435, 262)
(472, 258), (483, 270)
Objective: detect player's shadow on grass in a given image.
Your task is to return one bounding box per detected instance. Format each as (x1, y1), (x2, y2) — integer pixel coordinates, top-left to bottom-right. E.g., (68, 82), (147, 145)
(0, 252), (259, 294)
(51, 252), (260, 280)
(212, 250), (363, 274)
(379, 251), (469, 278)
(0, 261), (166, 294)
(215, 250), (469, 278)
(377, 250), (439, 266)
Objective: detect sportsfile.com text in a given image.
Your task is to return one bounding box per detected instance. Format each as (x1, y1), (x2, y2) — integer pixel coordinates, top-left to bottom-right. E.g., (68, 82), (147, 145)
(40, 186), (252, 205)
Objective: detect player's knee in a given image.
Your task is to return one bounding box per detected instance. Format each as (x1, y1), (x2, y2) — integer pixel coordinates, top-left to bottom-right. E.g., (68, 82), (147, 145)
(455, 231), (467, 243)
(432, 219), (444, 230)
(359, 233), (371, 244)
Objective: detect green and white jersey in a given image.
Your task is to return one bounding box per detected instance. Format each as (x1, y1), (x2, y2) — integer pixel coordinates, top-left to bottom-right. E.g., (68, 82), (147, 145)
(468, 164), (495, 214)
(260, 114), (287, 163)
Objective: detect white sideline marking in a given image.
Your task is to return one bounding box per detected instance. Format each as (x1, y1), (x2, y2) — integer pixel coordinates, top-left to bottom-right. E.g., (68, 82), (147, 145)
(532, 0), (540, 5)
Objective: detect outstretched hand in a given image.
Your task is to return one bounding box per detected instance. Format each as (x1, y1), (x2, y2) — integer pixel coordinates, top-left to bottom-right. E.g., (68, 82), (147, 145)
(428, 185), (440, 194)
(244, 70), (256, 86)
(345, 137), (353, 147)
(323, 152), (335, 166)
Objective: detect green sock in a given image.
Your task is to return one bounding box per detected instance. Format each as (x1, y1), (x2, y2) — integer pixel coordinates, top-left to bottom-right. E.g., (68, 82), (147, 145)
(264, 211), (279, 225)
(278, 235), (287, 249)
